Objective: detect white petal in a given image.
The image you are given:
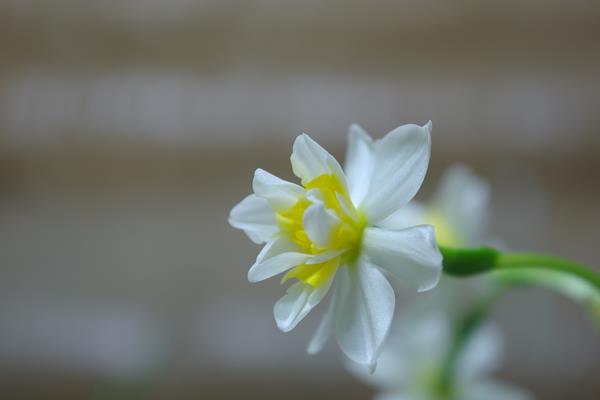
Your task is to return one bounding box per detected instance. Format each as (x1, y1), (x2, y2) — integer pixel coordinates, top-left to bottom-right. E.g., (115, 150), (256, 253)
(253, 168), (304, 210)
(274, 272), (336, 332)
(290, 133), (346, 184)
(462, 380), (533, 400)
(345, 339), (408, 390)
(344, 124), (375, 205)
(377, 202), (428, 230)
(362, 225), (442, 292)
(306, 188), (359, 221)
(346, 312), (448, 391)
(336, 191), (360, 220)
(247, 237), (309, 282)
(229, 194), (278, 244)
(434, 164), (490, 246)
(456, 322), (502, 383)
(303, 203), (340, 248)
(307, 283), (339, 354)
(360, 123), (432, 223)
(335, 262), (395, 366)
(306, 249), (346, 265)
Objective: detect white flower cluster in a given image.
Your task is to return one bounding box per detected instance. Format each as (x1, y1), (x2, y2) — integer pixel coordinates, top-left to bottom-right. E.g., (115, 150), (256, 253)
(230, 123), (443, 368)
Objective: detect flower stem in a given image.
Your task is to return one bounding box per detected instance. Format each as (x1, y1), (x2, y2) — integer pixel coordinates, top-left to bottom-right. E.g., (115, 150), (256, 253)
(495, 253), (600, 290)
(440, 246), (600, 291)
(440, 246), (498, 276)
(433, 248), (600, 397)
(434, 288), (502, 398)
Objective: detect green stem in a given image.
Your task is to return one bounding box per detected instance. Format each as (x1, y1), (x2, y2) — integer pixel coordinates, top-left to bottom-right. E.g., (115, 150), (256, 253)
(440, 246), (600, 291)
(440, 246), (498, 276)
(434, 248), (600, 397)
(434, 289), (502, 398)
(495, 253), (600, 291)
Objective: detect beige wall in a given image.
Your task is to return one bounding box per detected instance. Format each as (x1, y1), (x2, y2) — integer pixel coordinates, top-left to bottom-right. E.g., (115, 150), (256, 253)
(1, 1), (599, 399)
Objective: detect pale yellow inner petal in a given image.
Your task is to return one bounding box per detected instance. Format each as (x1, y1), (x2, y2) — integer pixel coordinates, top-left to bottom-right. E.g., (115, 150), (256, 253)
(276, 173), (365, 288)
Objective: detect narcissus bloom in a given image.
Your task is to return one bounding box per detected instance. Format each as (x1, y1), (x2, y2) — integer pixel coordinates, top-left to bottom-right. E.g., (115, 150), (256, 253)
(229, 123), (443, 367)
(346, 310), (533, 400)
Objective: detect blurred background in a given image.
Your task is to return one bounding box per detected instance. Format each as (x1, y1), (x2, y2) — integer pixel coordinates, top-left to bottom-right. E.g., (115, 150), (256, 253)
(1, 1), (599, 398)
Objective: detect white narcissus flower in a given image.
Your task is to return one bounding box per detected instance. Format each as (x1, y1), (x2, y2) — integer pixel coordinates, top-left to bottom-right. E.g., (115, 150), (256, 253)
(229, 123), (443, 367)
(347, 310), (533, 400)
(380, 164), (490, 247)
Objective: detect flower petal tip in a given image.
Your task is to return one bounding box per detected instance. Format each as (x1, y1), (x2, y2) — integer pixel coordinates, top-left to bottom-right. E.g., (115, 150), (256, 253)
(348, 123), (363, 134)
(251, 168), (265, 192)
(296, 132), (312, 143)
(275, 319), (294, 333)
(416, 273), (442, 293)
(247, 270), (259, 283)
(367, 361), (378, 374)
(348, 123), (371, 141)
(226, 216), (235, 228)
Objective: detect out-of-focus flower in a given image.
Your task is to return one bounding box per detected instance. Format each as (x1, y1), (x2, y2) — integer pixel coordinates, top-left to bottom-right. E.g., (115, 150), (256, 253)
(229, 123), (443, 367)
(346, 309), (533, 400)
(380, 164), (490, 247)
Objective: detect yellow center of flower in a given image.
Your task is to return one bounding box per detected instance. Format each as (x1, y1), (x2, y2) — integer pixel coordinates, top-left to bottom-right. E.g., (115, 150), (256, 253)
(276, 174), (366, 288)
